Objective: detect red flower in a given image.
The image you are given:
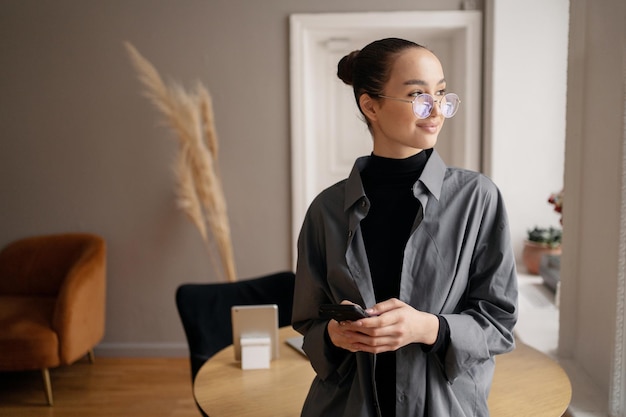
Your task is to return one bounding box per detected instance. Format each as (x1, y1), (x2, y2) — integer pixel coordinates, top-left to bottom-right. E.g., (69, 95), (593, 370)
(548, 190), (564, 223)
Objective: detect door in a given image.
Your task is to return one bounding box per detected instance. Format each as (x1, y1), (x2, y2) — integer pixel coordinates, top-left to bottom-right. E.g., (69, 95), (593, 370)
(290, 11), (483, 253)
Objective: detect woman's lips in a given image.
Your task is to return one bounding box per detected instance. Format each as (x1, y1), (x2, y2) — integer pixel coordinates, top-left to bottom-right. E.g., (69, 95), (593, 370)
(417, 123), (439, 133)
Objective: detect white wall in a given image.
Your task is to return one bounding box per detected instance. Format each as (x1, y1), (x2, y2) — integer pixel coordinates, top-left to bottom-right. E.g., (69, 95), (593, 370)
(484, 0), (569, 264)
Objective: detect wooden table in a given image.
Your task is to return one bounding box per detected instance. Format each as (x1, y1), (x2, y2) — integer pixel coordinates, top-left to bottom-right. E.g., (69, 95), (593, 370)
(194, 327), (572, 417)
(488, 342), (572, 416)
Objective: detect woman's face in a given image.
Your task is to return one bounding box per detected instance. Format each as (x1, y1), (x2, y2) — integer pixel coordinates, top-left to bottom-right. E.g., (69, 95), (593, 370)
(366, 47), (447, 159)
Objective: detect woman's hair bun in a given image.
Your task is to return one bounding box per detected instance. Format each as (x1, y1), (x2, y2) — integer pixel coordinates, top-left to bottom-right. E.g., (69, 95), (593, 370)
(337, 50), (360, 86)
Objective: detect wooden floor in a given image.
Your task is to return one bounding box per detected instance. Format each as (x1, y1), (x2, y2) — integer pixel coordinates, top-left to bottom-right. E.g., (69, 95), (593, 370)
(0, 355), (575, 417)
(0, 357), (200, 417)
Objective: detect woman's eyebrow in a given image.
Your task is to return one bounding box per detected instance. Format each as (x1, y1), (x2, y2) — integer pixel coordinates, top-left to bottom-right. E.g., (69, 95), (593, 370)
(403, 78), (446, 86)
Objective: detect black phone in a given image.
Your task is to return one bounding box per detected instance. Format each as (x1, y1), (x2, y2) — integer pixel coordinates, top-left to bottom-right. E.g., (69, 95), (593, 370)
(319, 304), (370, 321)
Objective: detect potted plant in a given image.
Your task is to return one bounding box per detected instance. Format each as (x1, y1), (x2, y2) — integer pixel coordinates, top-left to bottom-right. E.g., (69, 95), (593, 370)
(537, 189), (565, 290)
(522, 226), (562, 275)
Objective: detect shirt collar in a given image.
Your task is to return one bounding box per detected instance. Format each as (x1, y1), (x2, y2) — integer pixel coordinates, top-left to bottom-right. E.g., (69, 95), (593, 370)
(344, 149), (447, 212)
(344, 156), (369, 212)
(414, 148), (446, 201)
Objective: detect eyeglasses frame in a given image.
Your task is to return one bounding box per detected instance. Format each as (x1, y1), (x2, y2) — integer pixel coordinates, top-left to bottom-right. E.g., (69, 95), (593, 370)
(376, 92), (461, 119)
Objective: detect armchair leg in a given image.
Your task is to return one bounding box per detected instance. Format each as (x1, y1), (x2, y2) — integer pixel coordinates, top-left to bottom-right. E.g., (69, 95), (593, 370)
(87, 349), (95, 363)
(41, 368), (53, 406)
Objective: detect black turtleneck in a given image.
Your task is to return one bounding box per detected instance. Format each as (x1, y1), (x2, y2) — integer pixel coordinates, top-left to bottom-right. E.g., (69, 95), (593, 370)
(360, 151), (428, 417)
(360, 151), (427, 302)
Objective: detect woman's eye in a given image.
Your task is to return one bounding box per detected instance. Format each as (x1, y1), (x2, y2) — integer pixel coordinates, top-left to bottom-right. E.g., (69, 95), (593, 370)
(436, 90), (446, 96)
(409, 91), (423, 97)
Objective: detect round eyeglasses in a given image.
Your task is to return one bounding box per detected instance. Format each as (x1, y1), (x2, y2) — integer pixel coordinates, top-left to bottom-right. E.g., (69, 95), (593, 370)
(377, 93), (461, 119)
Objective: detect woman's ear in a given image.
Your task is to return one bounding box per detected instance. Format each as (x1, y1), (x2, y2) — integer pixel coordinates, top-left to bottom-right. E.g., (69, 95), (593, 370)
(359, 94), (378, 122)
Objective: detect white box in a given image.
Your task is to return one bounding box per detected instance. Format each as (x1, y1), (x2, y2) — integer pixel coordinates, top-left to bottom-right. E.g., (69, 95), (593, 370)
(240, 336), (271, 370)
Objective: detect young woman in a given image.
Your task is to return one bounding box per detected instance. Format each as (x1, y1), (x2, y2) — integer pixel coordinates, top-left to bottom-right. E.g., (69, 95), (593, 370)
(292, 38), (518, 417)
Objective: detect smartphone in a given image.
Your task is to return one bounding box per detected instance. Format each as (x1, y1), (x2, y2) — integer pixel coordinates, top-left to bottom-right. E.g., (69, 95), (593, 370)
(319, 304), (370, 321)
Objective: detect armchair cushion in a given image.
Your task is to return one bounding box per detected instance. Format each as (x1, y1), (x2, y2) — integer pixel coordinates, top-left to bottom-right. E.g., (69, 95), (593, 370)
(0, 295), (59, 370)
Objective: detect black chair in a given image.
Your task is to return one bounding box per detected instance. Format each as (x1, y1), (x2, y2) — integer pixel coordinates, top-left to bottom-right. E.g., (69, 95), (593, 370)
(175, 271), (295, 416)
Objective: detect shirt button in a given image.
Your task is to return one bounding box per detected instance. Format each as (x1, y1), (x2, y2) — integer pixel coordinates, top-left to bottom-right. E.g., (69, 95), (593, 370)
(348, 230), (353, 238)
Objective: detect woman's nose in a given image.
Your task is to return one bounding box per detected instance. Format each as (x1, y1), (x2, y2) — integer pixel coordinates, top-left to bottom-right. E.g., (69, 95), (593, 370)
(429, 99), (443, 117)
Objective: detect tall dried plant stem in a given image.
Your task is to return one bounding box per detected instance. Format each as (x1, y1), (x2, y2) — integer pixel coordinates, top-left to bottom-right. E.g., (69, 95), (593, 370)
(125, 42), (237, 282)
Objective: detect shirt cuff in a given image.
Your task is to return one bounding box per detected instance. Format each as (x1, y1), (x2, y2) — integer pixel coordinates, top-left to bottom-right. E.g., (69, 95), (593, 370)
(324, 322), (350, 360)
(421, 315), (450, 354)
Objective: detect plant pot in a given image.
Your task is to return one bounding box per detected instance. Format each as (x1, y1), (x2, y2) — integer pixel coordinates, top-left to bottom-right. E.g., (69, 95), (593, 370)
(539, 253), (561, 291)
(522, 240), (562, 275)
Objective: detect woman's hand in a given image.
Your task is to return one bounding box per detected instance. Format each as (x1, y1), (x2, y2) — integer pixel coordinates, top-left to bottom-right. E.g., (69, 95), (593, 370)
(326, 299), (439, 354)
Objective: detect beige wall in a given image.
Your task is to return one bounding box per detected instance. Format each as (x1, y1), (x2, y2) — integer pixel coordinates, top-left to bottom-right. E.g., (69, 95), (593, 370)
(0, 0), (468, 355)
(559, 0), (626, 403)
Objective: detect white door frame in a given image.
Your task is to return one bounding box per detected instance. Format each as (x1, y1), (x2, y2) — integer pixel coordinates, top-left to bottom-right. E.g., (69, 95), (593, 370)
(289, 11), (483, 258)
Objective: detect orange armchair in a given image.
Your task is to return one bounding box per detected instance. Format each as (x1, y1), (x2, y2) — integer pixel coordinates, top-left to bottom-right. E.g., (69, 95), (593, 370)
(0, 233), (106, 405)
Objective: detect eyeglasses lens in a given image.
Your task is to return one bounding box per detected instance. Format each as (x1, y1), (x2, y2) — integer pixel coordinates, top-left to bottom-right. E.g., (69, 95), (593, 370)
(412, 93), (460, 119)
(441, 94), (460, 118)
(413, 95), (433, 119)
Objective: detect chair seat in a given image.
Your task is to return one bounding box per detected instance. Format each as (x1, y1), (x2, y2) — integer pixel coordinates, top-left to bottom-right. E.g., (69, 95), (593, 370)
(0, 296), (59, 370)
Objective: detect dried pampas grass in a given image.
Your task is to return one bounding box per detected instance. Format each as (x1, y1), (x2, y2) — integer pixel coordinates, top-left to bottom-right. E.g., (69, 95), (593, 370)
(125, 42), (237, 282)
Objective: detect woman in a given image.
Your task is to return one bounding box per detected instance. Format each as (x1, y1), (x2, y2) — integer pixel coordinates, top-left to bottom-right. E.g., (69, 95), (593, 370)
(292, 38), (517, 417)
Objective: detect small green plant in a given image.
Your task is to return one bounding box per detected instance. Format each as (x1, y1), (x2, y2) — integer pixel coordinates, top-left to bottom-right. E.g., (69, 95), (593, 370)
(527, 226), (562, 248)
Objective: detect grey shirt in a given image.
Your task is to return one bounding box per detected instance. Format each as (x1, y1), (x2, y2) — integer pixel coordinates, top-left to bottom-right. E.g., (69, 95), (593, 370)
(292, 149), (518, 417)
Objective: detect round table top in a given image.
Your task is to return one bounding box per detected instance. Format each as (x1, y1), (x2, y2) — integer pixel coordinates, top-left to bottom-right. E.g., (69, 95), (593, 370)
(194, 327), (571, 417)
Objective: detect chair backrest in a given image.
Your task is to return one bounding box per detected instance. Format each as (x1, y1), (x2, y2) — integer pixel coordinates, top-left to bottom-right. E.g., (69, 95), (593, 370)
(175, 271), (295, 382)
(0, 233), (105, 296)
